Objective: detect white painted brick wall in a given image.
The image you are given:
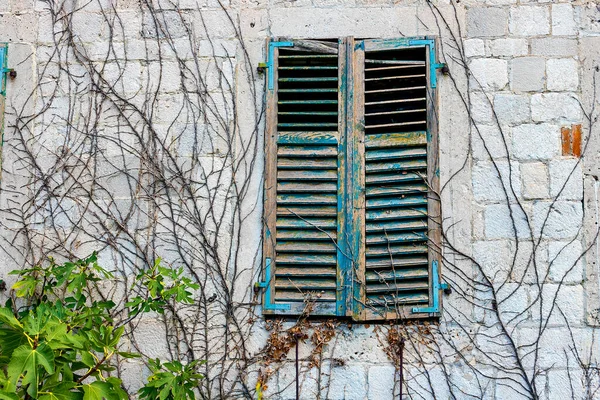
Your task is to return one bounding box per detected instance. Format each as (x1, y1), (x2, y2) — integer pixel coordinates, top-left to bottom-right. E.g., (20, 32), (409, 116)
(509, 6), (551, 36)
(547, 58), (579, 91)
(470, 58), (509, 91)
(0, 1), (598, 399)
(510, 57), (546, 92)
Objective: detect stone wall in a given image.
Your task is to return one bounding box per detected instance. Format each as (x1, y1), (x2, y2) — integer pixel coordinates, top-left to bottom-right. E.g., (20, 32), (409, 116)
(0, 0), (599, 399)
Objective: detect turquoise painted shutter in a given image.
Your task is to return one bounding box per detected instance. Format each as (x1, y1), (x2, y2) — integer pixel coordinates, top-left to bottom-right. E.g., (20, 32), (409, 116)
(355, 39), (440, 320)
(262, 39), (347, 316)
(262, 38), (441, 320)
(0, 46), (6, 95)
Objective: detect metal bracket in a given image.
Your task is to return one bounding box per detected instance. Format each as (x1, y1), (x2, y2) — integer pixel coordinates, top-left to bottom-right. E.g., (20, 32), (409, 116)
(257, 257), (291, 311)
(407, 39), (441, 89)
(412, 261), (448, 314)
(262, 41), (294, 91)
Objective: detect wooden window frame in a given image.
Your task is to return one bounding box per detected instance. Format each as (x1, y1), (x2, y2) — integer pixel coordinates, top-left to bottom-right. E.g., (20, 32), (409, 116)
(261, 37), (442, 322)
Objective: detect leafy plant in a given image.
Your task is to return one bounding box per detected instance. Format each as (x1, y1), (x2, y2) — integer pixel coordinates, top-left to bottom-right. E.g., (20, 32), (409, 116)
(138, 359), (203, 400)
(0, 252), (201, 399)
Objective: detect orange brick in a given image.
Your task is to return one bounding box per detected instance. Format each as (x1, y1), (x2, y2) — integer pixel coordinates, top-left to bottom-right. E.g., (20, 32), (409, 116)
(572, 124), (582, 157)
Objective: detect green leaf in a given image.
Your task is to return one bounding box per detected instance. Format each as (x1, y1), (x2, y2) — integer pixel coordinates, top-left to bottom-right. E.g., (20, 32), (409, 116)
(11, 277), (38, 298)
(23, 305), (51, 336)
(8, 343), (55, 398)
(43, 321), (72, 350)
(0, 391), (19, 400)
(81, 380), (125, 400)
(0, 308), (22, 330)
(80, 351), (96, 368)
(0, 325), (27, 363)
(116, 351), (140, 359)
(38, 382), (81, 400)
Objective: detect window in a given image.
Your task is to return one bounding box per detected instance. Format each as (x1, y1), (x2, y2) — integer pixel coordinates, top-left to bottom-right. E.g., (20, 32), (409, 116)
(261, 37), (442, 321)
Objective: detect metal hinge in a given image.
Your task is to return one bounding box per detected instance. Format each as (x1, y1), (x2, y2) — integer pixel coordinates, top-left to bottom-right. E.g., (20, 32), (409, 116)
(256, 257), (291, 311)
(407, 39), (444, 89)
(259, 41), (294, 91)
(412, 261), (449, 314)
(0, 47), (13, 96)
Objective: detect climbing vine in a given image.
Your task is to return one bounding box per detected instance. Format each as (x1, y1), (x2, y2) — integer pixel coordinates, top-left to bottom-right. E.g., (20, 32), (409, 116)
(0, 0), (598, 399)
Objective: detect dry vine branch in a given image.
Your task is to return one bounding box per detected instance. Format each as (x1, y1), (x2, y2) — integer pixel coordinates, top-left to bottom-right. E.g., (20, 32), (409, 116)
(0, 0), (599, 399)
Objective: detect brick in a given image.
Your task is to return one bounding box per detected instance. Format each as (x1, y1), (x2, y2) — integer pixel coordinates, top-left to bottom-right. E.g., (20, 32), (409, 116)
(104, 62), (142, 94)
(549, 159), (583, 201)
(484, 204), (530, 239)
(473, 240), (512, 283)
(269, 7), (418, 38)
(511, 240), (548, 284)
(548, 241), (584, 283)
(447, 365), (490, 398)
(198, 39), (237, 58)
(464, 39), (485, 58)
(278, 363), (320, 399)
(484, 0), (516, 5)
(547, 58), (579, 91)
(494, 93), (530, 125)
(531, 93), (582, 123)
(531, 37), (577, 57)
(367, 365), (396, 400)
(497, 283), (529, 317)
(521, 162), (549, 200)
(473, 161), (521, 203)
(512, 123), (560, 160)
(509, 6), (550, 36)
(552, 4), (576, 36)
(510, 57), (545, 92)
(119, 361), (150, 393)
(328, 365), (367, 400)
(496, 383), (530, 400)
(578, 3), (600, 36)
(330, 327), (388, 363)
(470, 92), (493, 124)
(472, 124), (511, 160)
(487, 38), (528, 57)
(466, 7), (508, 38)
(533, 201), (583, 239)
(540, 285), (585, 327)
(11, 0), (33, 11)
(548, 369), (585, 400)
(469, 58), (508, 91)
(71, 12), (111, 43)
(131, 319), (169, 358)
(0, 12), (38, 43)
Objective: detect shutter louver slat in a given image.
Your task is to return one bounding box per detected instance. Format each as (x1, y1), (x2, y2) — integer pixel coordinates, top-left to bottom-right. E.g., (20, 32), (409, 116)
(272, 45), (341, 314)
(362, 46), (431, 317)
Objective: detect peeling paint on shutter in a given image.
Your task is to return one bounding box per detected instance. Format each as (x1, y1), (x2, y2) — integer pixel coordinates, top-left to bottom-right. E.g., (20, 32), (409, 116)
(262, 37), (441, 320)
(263, 39), (343, 316)
(359, 42), (433, 320)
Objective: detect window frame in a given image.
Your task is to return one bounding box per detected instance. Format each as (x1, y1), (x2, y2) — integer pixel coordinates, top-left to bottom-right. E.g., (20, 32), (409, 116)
(261, 37), (442, 321)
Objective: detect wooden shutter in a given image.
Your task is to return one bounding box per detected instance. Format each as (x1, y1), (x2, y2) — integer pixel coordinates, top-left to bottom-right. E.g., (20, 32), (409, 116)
(262, 37), (441, 320)
(262, 39), (348, 316)
(354, 39), (441, 320)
